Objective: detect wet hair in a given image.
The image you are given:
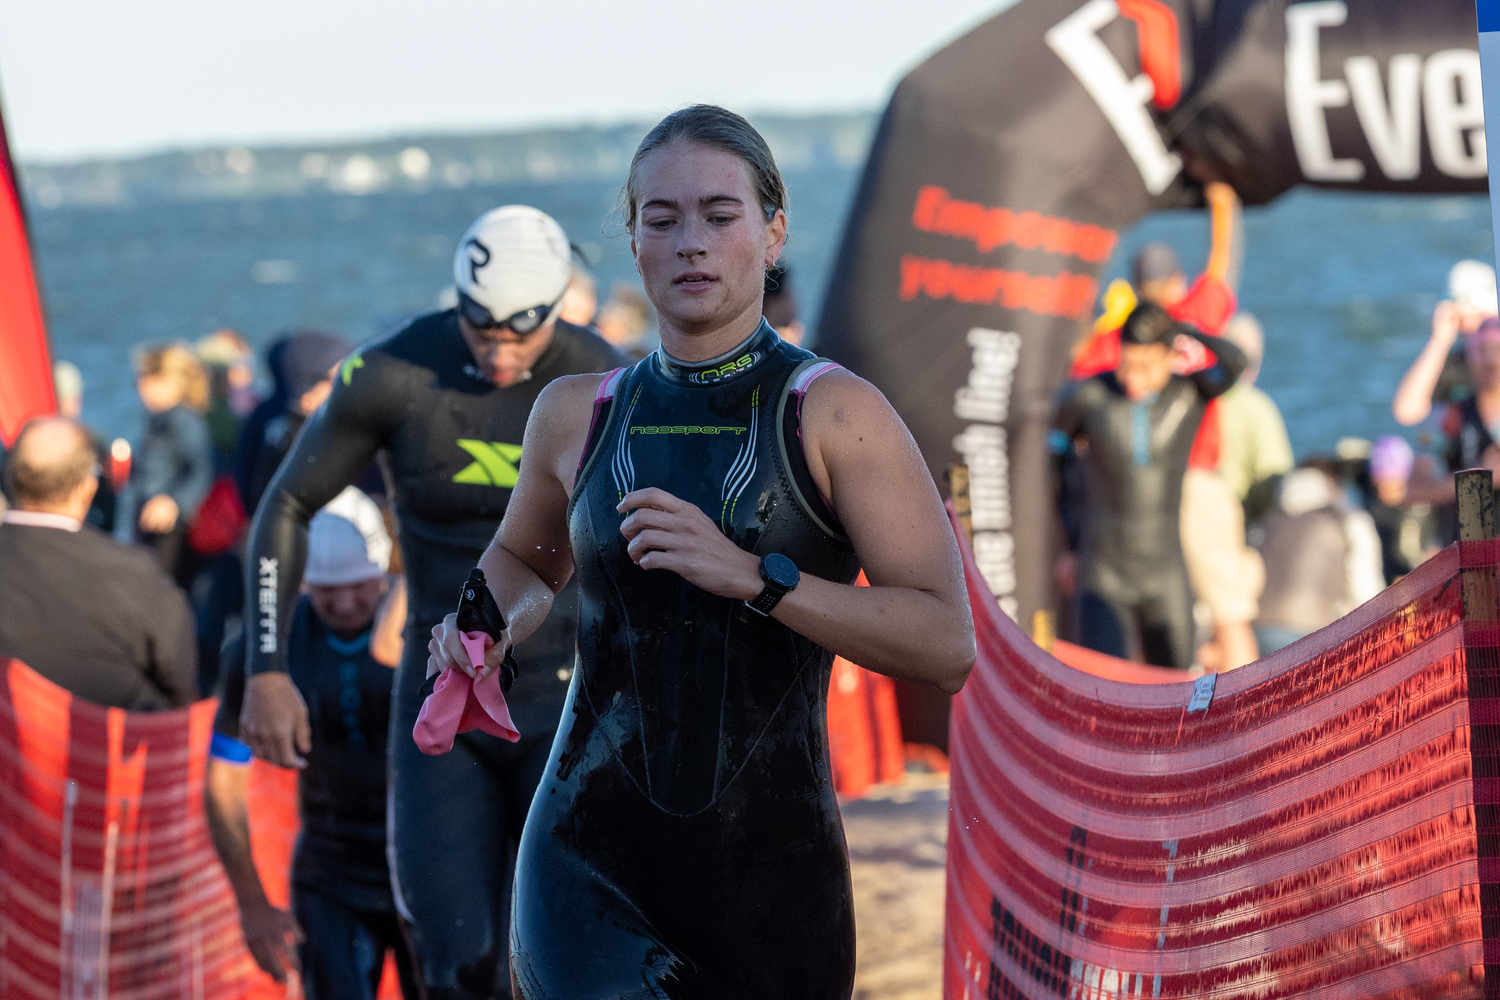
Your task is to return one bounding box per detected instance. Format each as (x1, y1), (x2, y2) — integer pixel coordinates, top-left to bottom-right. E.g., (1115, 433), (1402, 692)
(621, 105), (788, 233)
(1119, 301), (1179, 347)
(135, 343), (211, 412)
(4, 417), (95, 506)
(764, 261), (791, 296)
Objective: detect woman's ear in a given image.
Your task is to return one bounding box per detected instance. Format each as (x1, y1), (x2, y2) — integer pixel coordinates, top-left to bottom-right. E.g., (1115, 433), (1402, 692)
(764, 209), (788, 268)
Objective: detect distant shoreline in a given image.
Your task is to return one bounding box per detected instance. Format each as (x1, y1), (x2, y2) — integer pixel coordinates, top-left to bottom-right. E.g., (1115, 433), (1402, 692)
(17, 111), (879, 211)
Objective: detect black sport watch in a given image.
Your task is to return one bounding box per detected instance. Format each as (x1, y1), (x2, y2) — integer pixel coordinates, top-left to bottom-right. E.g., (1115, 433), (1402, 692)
(746, 553), (799, 615)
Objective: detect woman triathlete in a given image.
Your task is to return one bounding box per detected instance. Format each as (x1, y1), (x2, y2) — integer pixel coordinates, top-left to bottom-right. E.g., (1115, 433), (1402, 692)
(427, 104), (975, 999)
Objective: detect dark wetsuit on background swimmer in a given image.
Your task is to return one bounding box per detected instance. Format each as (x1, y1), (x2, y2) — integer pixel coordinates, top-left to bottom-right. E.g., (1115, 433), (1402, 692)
(208, 504), (415, 998)
(237, 205), (626, 999)
(1051, 301), (1247, 669)
(426, 104), (976, 999)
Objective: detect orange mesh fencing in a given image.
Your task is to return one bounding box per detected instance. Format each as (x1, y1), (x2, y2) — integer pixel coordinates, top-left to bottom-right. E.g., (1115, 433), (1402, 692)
(0, 662), (405, 999)
(827, 573), (906, 799)
(244, 761), (298, 1000)
(828, 654), (905, 798)
(945, 508), (1500, 998)
(0, 658), (252, 998)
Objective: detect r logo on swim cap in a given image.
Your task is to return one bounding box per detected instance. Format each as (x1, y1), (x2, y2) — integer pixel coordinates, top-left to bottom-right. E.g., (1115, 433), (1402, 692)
(465, 238), (492, 287)
(453, 206), (573, 324)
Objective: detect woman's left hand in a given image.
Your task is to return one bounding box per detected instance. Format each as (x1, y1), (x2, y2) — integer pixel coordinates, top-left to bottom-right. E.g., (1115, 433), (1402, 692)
(139, 494), (180, 533)
(617, 488), (762, 601)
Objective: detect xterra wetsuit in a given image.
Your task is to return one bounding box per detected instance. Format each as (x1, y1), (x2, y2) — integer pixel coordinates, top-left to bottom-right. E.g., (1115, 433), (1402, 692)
(216, 600), (418, 1000)
(244, 310), (625, 998)
(1050, 329), (1245, 669)
(510, 322), (861, 999)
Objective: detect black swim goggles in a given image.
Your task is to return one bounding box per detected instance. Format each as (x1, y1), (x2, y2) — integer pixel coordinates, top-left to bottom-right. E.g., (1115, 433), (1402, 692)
(458, 291), (560, 336)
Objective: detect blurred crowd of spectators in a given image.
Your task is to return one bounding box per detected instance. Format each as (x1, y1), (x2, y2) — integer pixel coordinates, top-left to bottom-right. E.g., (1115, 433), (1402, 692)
(1051, 181), (1496, 671)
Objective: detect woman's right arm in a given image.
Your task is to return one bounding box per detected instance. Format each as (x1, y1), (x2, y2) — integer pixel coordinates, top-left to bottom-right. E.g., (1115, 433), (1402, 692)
(428, 373), (603, 679)
(1393, 303), (1464, 425)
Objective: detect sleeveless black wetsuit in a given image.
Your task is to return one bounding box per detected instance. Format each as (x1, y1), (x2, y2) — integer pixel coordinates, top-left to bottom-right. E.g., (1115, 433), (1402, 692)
(1050, 329), (1245, 669)
(509, 322), (861, 999)
(243, 309), (626, 999)
(216, 601), (418, 1000)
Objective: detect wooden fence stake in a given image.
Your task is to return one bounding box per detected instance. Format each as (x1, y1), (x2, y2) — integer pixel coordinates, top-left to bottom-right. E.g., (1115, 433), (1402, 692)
(947, 464), (974, 548)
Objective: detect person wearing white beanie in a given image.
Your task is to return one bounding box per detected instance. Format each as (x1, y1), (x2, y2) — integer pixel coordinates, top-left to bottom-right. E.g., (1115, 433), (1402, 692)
(204, 501), (417, 997)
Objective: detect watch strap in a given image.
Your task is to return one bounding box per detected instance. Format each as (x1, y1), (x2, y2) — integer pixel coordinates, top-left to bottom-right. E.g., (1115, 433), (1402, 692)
(746, 582), (788, 615)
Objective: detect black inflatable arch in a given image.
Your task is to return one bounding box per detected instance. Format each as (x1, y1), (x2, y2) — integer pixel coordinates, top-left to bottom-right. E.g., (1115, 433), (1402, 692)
(816, 0), (1486, 738)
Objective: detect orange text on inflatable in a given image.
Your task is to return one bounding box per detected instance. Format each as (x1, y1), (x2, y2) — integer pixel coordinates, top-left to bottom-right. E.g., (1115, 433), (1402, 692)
(898, 255), (1097, 320)
(911, 184), (1119, 262)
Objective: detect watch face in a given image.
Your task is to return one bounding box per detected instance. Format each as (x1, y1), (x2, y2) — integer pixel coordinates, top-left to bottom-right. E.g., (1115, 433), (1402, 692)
(762, 553), (799, 589)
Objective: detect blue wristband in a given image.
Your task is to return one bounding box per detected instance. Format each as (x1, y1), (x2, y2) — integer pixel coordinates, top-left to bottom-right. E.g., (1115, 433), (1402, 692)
(210, 731), (253, 764)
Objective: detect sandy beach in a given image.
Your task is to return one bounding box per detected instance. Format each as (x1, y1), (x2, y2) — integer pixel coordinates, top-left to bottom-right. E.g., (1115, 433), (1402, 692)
(846, 773), (950, 999)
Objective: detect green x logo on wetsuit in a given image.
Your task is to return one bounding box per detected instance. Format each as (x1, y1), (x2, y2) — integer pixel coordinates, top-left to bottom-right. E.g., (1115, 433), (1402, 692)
(453, 440), (522, 487)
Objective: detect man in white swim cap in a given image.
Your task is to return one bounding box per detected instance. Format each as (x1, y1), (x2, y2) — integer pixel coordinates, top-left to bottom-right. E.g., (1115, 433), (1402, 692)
(239, 203), (628, 999)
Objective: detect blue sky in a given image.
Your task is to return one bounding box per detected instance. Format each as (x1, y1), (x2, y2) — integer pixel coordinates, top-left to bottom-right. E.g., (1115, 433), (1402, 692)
(0, 0), (1008, 162)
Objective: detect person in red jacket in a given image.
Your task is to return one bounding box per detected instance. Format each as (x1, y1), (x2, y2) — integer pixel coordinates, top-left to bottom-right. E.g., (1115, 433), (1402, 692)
(1070, 180), (1241, 379)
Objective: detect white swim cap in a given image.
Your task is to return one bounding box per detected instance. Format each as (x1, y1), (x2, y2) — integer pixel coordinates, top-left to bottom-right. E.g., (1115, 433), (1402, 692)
(453, 206), (572, 323)
(1449, 259), (1498, 314)
(305, 488), (391, 586)
(320, 486), (392, 573)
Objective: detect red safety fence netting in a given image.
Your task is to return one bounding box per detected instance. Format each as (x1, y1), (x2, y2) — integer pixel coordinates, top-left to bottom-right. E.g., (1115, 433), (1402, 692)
(945, 511), (1500, 999)
(0, 658), (250, 999)
(0, 658), (408, 999)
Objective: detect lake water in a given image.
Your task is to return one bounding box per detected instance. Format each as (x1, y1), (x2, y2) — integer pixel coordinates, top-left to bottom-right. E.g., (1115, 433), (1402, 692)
(27, 170), (1495, 460)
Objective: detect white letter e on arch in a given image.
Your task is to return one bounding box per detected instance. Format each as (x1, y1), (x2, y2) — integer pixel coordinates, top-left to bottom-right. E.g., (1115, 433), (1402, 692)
(1285, 1), (1364, 181)
(1046, 0), (1182, 196)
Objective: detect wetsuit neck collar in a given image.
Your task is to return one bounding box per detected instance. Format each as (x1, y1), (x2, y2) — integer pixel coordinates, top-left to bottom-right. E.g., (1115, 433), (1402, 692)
(324, 629), (371, 655)
(653, 320), (779, 386)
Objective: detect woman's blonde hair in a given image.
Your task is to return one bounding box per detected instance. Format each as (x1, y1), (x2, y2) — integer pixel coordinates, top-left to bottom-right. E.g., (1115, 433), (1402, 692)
(135, 343), (211, 413)
(620, 105), (788, 234)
